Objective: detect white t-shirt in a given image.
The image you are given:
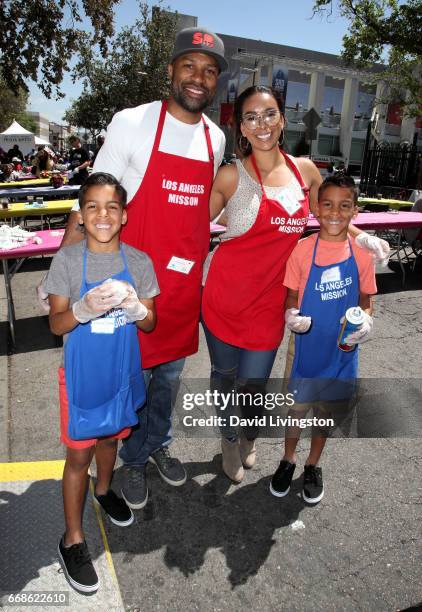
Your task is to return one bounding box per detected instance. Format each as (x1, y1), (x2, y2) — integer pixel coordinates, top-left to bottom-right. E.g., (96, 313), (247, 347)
(71, 101), (225, 211)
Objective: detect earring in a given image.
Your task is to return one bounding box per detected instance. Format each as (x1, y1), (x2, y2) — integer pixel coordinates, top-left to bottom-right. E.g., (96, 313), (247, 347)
(238, 135), (251, 155)
(278, 130), (285, 148)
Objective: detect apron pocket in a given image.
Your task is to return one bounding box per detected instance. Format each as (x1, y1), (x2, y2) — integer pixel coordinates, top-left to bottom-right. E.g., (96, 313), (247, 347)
(68, 394), (140, 440)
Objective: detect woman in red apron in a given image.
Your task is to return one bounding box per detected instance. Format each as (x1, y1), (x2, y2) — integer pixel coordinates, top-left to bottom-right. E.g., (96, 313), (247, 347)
(203, 86), (388, 484)
(202, 86), (322, 482)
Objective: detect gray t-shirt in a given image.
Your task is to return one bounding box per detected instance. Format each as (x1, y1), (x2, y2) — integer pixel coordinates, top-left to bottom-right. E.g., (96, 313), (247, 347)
(46, 240), (160, 306)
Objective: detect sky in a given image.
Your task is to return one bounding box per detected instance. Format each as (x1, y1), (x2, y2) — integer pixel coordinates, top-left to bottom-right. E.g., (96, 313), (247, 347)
(28, 0), (350, 124)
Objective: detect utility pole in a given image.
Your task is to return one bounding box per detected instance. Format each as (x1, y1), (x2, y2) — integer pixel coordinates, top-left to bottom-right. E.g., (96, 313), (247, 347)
(252, 59), (258, 86)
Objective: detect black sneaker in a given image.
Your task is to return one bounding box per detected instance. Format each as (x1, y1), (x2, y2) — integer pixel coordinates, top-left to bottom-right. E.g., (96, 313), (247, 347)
(121, 465), (148, 509)
(149, 447), (187, 486)
(269, 460), (296, 497)
(302, 465), (324, 504)
(58, 536), (99, 594)
(94, 489), (134, 526)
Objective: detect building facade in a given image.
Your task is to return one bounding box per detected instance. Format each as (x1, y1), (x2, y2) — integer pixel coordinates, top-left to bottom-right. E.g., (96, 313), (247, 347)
(27, 112), (50, 142)
(49, 122), (72, 153)
(171, 14), (420, 171)
(208, 33), (421, 171)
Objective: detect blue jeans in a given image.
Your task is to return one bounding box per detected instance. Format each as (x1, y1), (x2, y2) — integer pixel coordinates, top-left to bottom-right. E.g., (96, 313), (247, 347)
(119, 357), (185, 466)
(202, 321), (277, 440)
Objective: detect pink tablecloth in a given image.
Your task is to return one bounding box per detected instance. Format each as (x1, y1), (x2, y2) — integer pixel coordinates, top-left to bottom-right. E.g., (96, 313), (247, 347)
(307, 211), (422, 231)
(210, 223), (226, 234)
(0, 229), (64, 260)
(2, 213), (422, 261)
(211, 213), (422, 237)
(17, 174), (38, 181)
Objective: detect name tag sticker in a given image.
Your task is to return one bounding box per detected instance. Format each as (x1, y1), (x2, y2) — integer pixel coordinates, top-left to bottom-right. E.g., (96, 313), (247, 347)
(167, 256), (195, 275)
(91, 317), (115, 334)
(321, 266), (341, 284)
(278, 192), (301, 216)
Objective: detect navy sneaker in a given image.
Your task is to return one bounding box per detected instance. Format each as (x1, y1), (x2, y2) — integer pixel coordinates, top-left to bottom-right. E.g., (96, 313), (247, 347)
(149, 447), (187, 486)
(121, 465), (148, 510)
(94, 489), (134, 526)
(58, 536), (98, 594)
(302, 465), (324, 504)
(269, 460), (296, 497)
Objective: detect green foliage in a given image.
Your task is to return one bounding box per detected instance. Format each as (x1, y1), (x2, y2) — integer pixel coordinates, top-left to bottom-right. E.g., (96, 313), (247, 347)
(0, 79), (29, 132)
(312, 1), (422, 116)
(65, 3), (177, 135)
(16, 113), (37, 134)
(0, 0), (120, 99)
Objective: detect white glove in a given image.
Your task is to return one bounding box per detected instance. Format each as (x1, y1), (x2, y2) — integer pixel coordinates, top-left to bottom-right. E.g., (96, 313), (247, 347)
(101, 278), (131, 303)
(73, 166), (79, 174)
(343, 311), (373, 344)
(120, 284), (148, 322)
(285, 308), (312, 333)
(355, 233), (390, 267)
(37, 274), (50, 314)
(72, 282), (127, 323)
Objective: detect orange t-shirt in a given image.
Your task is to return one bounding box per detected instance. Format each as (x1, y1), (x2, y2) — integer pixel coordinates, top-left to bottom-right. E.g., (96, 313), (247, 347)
(284, 233), (377, 307)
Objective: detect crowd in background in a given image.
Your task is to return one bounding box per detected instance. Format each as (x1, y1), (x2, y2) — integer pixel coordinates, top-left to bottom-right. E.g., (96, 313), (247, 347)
(0, 135), (105, 182)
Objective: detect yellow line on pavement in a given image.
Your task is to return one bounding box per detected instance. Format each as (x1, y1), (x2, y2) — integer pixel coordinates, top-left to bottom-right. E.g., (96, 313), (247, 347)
(0, 460), (64, 482)
(90, 480), (124, 601)
(0, 460), (125, 609)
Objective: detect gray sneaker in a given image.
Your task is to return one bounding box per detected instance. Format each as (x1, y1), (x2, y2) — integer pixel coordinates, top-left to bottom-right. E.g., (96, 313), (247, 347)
(148, 447), (187, 486)
(121, 465), (148, 509)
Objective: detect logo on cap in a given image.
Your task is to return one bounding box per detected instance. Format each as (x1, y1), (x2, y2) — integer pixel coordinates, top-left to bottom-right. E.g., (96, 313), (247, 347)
(192, 32), (215, 48)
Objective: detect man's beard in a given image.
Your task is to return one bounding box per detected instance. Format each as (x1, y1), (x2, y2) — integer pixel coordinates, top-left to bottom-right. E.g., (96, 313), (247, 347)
(171, 80), (214, 113)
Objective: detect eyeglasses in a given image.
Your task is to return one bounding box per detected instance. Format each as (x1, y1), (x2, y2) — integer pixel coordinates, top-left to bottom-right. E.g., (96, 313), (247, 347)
(241, 109), (281, 131)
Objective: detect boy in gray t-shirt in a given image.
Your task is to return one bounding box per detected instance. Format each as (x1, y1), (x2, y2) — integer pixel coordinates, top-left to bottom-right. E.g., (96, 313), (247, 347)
(47, 172), (159, 594)
(47, 240), (159, 346)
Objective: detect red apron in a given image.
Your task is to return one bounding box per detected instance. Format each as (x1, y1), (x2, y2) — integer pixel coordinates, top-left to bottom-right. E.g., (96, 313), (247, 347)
(120, 100), (214, 368)
(202, 150), (310, 351)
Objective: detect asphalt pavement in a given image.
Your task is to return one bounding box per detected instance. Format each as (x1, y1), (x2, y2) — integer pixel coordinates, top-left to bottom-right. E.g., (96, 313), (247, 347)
(0, 255), (421, 611)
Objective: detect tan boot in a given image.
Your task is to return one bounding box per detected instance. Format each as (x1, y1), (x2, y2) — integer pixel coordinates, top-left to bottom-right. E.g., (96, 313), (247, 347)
(240, 437), (257, 469)
(221, 438), (244, 483)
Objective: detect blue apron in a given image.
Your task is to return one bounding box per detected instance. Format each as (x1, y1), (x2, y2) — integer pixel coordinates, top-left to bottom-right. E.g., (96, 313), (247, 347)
(289, 238), (359, 402)
(65, 246), (146, 440)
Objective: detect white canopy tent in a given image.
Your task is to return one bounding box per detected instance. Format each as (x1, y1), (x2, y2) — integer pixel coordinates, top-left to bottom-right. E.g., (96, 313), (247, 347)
(35, 135), (50, 147)
(0, 120), (51, 157)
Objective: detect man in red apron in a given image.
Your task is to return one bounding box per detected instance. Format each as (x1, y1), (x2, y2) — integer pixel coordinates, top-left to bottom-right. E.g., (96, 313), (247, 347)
(58, 28), (227, 508)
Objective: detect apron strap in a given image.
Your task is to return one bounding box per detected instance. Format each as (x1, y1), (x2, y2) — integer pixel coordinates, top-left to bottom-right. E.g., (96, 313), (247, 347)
(81, 244), (131, 296)
(81, 245), (89, 296)
(311, 236), (319, 265)
(280, 149), (309, 194)
(250, 154), (267, 199)
(201, 117), (214, 163)
(119, 244), (129, 270)
(250, 149), (309, 199)
(311, 236), (355, 268)
(154, 100), (214, 170)
(118, 245), (138, 288)
(151, 100), (168, 153)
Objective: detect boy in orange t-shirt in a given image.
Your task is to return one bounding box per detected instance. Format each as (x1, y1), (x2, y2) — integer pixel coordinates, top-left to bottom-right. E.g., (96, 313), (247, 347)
(270, 174), (377, 504)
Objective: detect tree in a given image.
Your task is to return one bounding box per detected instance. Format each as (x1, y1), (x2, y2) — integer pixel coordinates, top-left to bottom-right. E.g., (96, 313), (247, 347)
(0, 79), (35, 132)
(0, 78), (37, 134)
(16, 113), (37, 135)
(64, 91), (108, 139)
(64, 4), (177, 135)
(312, 0), (422, 116)
(0, 0), (120, 99)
